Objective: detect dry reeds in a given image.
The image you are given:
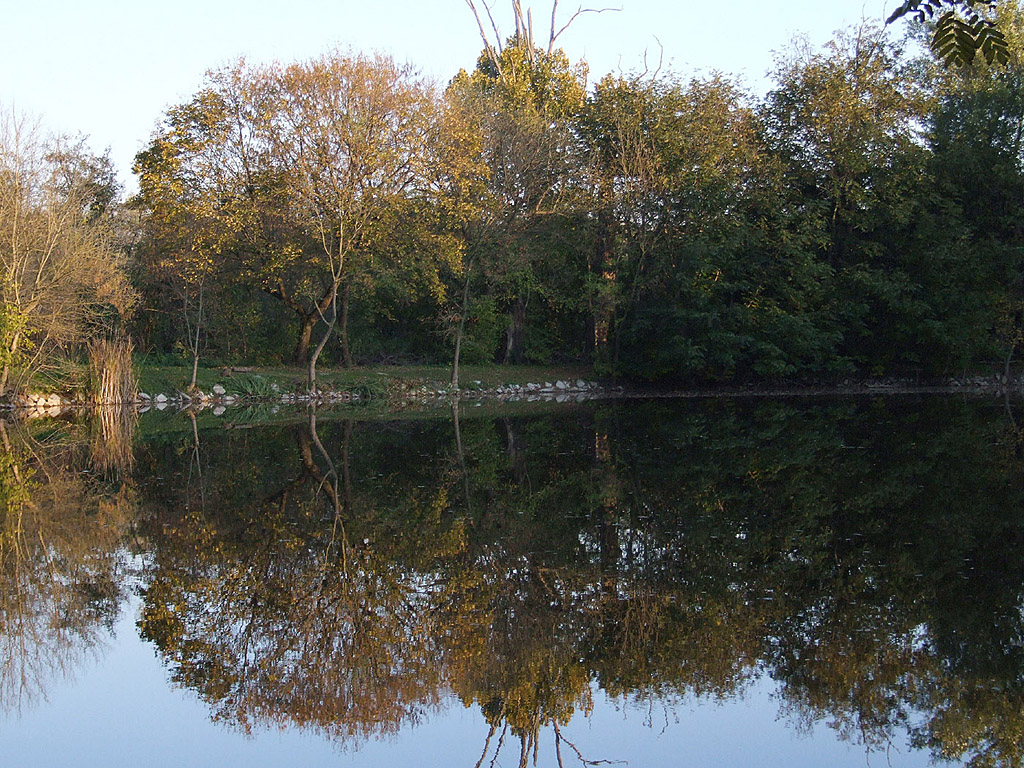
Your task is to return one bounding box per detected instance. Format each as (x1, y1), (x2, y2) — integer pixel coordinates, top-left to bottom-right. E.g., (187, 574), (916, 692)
(87, 338), (136, 406)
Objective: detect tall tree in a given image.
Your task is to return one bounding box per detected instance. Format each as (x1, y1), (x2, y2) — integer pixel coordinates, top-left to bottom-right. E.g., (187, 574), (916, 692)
(760, 26), (948, 373)
(135, 54), (445, 384)
(266, 51), (438, 381)
(447, 39), (589, 364)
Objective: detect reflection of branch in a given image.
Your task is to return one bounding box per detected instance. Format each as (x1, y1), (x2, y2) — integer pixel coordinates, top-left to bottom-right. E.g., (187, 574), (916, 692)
(307, 407), (349, 574)
(553, 722), (625, 766)
(185, 410), (204, 512)
(490, 722), (509, 768)
(453, 402), (474, 517)
(474, 722), (499, 768)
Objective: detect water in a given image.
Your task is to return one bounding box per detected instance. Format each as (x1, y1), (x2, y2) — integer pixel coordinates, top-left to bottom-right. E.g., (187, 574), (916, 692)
(0, 395), (1020, 767)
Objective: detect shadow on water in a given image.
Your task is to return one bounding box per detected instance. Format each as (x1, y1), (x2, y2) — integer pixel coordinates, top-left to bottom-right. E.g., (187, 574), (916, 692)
(6, 396), (1024, 766)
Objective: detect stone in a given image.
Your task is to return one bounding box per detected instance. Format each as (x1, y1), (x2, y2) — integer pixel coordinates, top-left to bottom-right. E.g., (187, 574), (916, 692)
(212, 384), (226, 396)
(155, 393), (168, 403)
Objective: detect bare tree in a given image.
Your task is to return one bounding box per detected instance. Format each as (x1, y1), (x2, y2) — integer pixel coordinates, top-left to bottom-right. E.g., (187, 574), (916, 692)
(464, 0), (620, 78)
(0, 109), (135, 394)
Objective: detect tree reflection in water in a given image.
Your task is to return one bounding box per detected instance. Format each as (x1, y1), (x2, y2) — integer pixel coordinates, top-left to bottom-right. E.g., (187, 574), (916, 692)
(0, 410), (135, 711)
(14, 396), (1024, 767)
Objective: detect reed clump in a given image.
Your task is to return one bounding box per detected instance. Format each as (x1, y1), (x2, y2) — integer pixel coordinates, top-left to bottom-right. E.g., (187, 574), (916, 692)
(87, 339), (137, 405)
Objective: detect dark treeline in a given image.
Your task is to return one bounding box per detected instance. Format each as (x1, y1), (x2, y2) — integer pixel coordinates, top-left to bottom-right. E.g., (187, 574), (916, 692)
(122, 5), (1024, 384)
(6, 6), (1024, 390)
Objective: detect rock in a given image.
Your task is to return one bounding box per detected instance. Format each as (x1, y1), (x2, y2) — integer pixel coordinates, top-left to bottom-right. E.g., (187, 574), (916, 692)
(155, 401), (168, 411)
(138, 392), (151, 400)
(155, 393), (168, 403)
(213, 405), (226, 416)
(556, 380), (568, 390)
(576, 379), (587, 389)
(213, 384), (226, 396)
(45, 394), (63, 407)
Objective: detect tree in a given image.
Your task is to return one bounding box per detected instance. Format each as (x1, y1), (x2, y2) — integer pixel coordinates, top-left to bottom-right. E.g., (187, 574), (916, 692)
(0, 109), (135, 394)
(136, 54), (445, 386)
(445, 38), (590, 366)
(133, 63), (304, 370)
(925, 1), (1024, 373)
(759, 26), (960, 373)
(266, 51), (438, 383)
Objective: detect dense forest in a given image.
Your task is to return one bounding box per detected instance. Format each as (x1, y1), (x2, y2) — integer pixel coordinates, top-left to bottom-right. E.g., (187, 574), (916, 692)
(4, 2), (1024, 391)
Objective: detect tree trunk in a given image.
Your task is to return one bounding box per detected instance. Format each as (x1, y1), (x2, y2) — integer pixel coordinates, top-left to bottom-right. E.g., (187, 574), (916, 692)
(339, 281), (352, 369)
(187, 284), (203, 392)
(592, 198), (615, 365)
(308, 280), (340, 392)
(451, 259), (474, 391)
(502, 295), (528, 364)
(260, 284), (317, 365)
(295, 313), (316, 366)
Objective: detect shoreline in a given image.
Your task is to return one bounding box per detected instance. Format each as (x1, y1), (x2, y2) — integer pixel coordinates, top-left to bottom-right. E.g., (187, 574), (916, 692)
(1, 369), (1019, 420)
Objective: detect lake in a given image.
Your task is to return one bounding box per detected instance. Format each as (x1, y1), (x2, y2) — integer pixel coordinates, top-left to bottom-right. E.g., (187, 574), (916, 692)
(0, 394), (1021, 767)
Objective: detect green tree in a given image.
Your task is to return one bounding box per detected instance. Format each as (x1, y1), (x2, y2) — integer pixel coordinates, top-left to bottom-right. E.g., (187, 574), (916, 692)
(925, 1), (1024, 374)
(759, 26), (973, 374)
(135, 54), (450, 382)
(446, 39), (589, 365)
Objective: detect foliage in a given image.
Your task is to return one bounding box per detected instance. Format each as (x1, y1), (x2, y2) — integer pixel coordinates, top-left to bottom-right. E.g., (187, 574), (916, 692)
(888, 0), (1009, 65)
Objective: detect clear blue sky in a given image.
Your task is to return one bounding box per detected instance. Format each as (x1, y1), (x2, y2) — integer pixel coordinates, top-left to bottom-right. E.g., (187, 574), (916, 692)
(1, 1), (903, 189)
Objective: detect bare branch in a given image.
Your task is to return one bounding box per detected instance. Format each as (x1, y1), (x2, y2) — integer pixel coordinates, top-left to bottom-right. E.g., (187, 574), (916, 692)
(639, 36), (664, 81)
(549, 4), (621, 53)
(464, 0), (504, 77)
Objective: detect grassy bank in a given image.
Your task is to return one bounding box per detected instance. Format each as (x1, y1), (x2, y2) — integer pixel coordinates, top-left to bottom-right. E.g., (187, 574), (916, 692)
(136, 363), (599, 401)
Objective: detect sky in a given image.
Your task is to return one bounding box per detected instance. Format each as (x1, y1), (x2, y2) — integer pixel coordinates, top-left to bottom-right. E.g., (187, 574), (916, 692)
(1, 1), (905, 190)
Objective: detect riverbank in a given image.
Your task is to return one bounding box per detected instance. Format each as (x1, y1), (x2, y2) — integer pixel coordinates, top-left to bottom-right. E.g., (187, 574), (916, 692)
(1, 363), (1019, 419)
(0, 363), (617, 417)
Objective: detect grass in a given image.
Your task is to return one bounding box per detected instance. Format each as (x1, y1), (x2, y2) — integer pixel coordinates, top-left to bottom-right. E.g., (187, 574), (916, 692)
(136, 363), (599, 400)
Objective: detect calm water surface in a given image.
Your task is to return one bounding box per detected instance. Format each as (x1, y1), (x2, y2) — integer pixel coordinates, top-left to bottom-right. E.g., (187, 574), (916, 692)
(1, 395), (1021, 767)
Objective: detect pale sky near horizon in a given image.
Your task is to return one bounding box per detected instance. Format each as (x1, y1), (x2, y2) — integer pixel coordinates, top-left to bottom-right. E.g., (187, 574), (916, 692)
(2, 1), (905, 189)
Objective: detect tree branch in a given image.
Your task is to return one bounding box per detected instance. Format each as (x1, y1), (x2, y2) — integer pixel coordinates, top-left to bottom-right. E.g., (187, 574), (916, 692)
(549, 4), (621, 53)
